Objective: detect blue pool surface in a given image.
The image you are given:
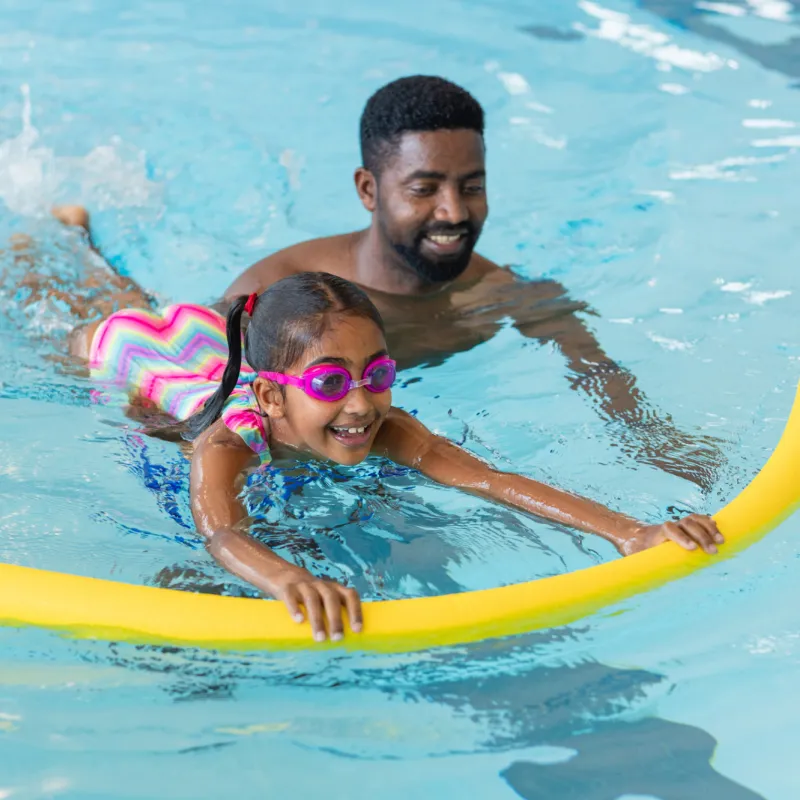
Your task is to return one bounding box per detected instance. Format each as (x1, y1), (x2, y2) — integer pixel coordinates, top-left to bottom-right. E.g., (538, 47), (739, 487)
(1, 0), (799, 797)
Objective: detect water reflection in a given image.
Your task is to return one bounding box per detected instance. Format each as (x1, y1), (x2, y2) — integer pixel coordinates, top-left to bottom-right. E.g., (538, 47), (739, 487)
(58, 627), (766, 798)
(644, 1), (799, 83)
(522, 0), (800, 84)
(502, 717), (763, 799)
(381, 636), (765, 799)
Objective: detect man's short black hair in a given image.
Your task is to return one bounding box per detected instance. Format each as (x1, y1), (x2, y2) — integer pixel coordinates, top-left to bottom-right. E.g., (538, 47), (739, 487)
(359, 75), (485, 174)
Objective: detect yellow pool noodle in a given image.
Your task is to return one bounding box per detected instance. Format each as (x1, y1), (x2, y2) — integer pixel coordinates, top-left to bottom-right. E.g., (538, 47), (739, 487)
(1, 382), (798, 653)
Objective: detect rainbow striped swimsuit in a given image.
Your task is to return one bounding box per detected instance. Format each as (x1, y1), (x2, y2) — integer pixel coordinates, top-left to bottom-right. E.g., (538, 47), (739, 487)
(89, 304), (271, 463)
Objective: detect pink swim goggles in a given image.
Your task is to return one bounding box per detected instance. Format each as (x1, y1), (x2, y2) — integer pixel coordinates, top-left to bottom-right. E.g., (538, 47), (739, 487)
(259, 357), (396, 402)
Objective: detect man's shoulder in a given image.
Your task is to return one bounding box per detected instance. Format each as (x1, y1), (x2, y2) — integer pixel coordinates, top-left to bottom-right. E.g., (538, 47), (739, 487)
(223, 233), (355, 299)
(458, 255), (582, 310)
(468, 254), (569, 294)
(461, 252), (517, 286)
(282, 232), (355, 262)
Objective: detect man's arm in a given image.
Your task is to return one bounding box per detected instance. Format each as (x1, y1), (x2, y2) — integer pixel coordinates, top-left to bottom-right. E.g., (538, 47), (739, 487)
(511, 277), (724, 491)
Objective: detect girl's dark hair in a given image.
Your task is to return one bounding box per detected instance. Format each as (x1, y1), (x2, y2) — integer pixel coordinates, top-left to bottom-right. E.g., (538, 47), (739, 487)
(185, 272), (385, 439)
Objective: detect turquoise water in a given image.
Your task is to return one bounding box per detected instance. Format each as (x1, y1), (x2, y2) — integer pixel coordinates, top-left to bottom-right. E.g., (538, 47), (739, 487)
(1, 0), (800, 797)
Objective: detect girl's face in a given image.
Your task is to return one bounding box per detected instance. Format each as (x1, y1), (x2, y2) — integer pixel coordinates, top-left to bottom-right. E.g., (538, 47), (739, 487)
(254, 314), (393, 466)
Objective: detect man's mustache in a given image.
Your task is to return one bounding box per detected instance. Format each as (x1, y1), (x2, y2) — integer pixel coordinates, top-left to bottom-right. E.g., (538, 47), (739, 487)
(419, 222), (477, 239)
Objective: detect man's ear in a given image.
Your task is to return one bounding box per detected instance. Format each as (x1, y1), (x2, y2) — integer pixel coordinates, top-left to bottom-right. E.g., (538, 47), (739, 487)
(354, 167), (377, 213)
(252, 377), (285, 419)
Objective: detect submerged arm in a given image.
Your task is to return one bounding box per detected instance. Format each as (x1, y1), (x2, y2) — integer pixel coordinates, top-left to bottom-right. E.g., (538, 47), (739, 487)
(190, 421), (361, 640)
(513, 278), (724, 491)
(374, 409), (722, 555)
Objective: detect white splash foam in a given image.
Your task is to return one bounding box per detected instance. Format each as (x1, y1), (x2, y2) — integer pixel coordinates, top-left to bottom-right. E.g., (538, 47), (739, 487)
(696, 1), (747, 14)
(639, 189), (675, 202)
(278, 148), (304, 191)
(0, 84), (159, 217)
(751, 135), (800, 147)
(532, 129), (567, 150)
(18, 295), (78, 335)
(647, 332), (693, 351)
(507, 117), (566, 149)
(742, 118), (796, 128)
(720, 281), (752, 292)
(610, 318), (636, 324)
(746, 632), (800, 655)
(670, 154), (786, 181)
(745, 289), (792, 304)
(576, 1), (731, 72)
(660, 307), (683, 314)
(659, 83), (690, 95)
(721, 285), (792, 305)
(497, 72), (530, 96)
(746, 0), (793, 21)
(525, 100), (554, 114)
(748, 99), (773, 108)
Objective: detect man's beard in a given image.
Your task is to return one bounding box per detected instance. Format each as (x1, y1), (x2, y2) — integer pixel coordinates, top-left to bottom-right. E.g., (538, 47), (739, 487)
(388, 223), (480, 285)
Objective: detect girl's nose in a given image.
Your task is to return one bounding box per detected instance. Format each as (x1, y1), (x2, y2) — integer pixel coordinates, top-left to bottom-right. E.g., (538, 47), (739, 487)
(342, 385), (372, 415)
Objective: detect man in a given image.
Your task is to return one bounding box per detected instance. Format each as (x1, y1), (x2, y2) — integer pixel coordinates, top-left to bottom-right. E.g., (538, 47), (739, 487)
(225, 75), (721, 490)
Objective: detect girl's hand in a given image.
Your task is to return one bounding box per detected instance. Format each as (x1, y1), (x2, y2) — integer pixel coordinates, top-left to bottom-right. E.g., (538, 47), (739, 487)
(622, 514), (724, 556)
(270, 566), (363, 643)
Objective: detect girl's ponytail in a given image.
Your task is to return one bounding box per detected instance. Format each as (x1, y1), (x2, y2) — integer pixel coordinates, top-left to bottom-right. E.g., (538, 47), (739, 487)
(184, 295), (248, 439)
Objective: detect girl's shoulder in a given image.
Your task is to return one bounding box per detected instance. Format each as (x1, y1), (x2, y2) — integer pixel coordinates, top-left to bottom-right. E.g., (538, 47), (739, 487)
(220, 387), (272, 464)
(189, 419), (262, 495)
(192, 418), (263, 469)
(373, 407), (430, 460)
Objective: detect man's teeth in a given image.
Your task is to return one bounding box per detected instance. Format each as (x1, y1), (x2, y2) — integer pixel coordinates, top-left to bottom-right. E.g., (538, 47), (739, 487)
(427, 233), (462, 244)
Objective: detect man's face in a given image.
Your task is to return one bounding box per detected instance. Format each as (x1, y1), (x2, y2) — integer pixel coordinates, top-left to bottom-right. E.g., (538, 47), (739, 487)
(373, 129), (488, 284)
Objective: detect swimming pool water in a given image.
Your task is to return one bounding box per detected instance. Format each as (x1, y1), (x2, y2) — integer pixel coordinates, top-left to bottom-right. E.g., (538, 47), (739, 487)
(1, 0), (799, 797)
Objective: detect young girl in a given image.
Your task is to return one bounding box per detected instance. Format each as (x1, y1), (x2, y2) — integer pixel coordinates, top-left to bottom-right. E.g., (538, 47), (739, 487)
(83, 269), (723, 643)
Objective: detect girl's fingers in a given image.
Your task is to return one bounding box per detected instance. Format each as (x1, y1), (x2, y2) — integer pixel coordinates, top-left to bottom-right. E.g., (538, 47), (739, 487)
(317, 582), (344, 642)
(695, 514), (725, 544)
(285, 580), (363, 642)
(298, 584), (327, 642)
(680, 517), (717, 554)
(281, 585), (305, 624)
(663, 522), (697, 551)
(340, 586), (363, 633)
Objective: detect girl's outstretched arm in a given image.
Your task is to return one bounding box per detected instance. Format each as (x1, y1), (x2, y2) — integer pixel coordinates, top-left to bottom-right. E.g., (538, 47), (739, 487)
(374, 408), (723, 556)
(190, 420), (362, 641)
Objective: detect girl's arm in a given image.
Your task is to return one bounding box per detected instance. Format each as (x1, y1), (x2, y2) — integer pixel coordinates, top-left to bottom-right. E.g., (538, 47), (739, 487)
(190, 420), (362, 641)
(373, 409), (723, 555)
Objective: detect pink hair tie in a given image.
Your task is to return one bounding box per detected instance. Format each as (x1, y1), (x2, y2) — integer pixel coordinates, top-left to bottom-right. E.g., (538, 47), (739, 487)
(244, 292), (258, 316)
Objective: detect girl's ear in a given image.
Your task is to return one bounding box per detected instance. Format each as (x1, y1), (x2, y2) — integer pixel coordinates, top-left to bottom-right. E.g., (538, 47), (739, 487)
(252, 377), (285, 419)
